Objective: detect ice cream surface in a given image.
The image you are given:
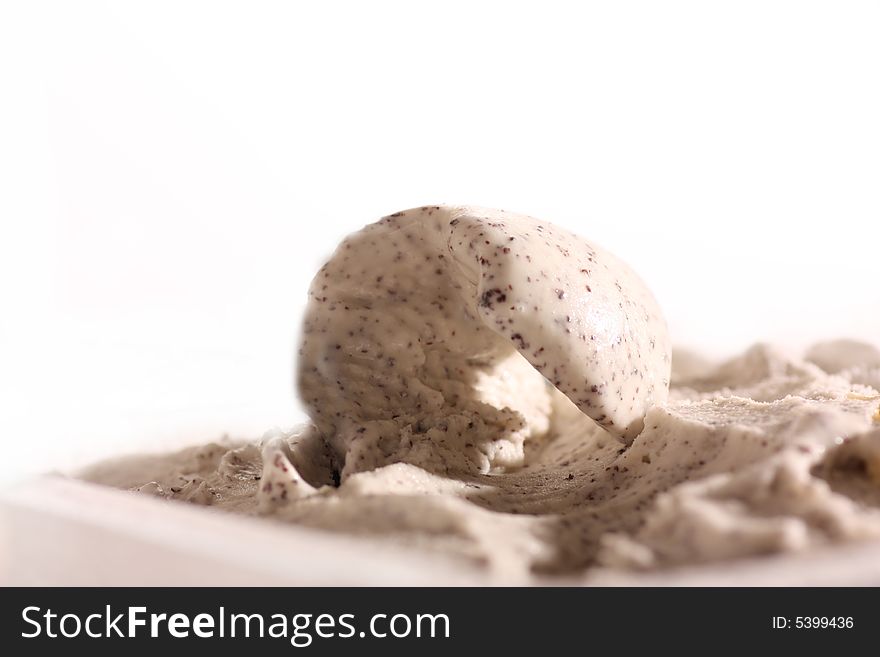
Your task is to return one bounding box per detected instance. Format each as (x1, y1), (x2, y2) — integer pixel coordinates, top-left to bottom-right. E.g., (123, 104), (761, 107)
(77, 206), (880, 582)
(298, 205), (671, 482)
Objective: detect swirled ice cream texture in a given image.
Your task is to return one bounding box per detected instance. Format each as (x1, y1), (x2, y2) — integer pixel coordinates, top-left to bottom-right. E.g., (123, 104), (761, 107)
(298, 206), (671, 480)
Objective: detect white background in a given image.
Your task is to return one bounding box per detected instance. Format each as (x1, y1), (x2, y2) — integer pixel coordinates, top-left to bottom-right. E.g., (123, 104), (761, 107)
(1, 1), (878, 482)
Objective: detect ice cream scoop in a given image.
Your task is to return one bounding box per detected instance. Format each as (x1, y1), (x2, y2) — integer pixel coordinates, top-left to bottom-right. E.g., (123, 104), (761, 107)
(298, 206), (671, 477)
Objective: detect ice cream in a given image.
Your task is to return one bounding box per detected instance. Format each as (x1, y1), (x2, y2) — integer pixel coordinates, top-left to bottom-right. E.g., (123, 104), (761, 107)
(77, 206), (880, 583)
(298, 205), (670, 483)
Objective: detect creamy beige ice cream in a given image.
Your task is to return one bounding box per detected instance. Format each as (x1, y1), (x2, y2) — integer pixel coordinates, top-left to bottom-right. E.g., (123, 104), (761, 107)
(299, 205), (670, 479)
(78, 206), (880, 582)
